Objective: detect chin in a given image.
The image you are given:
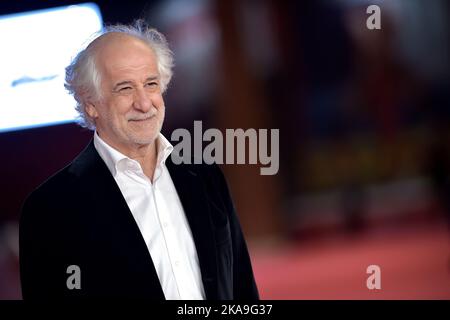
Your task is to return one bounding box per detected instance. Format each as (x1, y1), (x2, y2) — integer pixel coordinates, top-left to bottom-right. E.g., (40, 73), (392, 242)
(126, 120), (162, 146)
(129, 133), (158, 146)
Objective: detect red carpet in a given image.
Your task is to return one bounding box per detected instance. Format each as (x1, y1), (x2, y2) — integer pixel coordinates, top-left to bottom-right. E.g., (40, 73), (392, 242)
(251, 221), (450, 299)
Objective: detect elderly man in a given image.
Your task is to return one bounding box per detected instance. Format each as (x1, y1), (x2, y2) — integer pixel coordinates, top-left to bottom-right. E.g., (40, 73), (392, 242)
(19, 21), (259, 300)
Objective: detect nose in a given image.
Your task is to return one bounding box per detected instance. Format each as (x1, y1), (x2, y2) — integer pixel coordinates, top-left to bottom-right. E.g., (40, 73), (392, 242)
(132, 88), (152, 112)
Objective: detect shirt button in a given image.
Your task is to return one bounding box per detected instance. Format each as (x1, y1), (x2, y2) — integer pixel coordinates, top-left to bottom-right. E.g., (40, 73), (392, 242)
(162, 222), (168, 228)
(175, 261), (180, 267)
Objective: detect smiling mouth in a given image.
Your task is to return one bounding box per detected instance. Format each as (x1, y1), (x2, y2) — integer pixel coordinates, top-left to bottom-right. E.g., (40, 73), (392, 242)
(128, 115), (155, 122)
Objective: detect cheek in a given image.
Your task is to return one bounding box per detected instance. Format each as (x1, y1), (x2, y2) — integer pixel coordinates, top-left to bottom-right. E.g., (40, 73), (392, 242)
(151, 93), (165, 108)
(153, 95), (165, 116)
(108, 98), (132, 118)
(116, 96), (135, 112)
(100, 101), (129, 127)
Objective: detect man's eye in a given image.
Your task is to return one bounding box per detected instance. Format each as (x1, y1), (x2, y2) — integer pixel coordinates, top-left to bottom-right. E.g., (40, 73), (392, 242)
(146, 82), (158, 87)
(119, 86), (133, 92)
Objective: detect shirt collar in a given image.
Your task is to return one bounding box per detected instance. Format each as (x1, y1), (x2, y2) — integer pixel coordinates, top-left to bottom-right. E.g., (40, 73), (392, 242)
(93, 131), (173, 178)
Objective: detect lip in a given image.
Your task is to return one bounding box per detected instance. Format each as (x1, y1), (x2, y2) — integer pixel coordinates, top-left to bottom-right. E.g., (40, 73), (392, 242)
(128, 115), (154, 122)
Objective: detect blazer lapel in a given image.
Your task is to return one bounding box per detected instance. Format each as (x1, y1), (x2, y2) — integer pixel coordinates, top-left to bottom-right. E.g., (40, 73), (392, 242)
(69, 140), (165, 299)
(69, 141), (218, 299)
(166, 158), (219, 300)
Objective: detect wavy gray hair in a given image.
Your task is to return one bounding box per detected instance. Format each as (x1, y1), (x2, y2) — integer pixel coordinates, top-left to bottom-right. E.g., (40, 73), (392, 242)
(64, 20), (174, 130)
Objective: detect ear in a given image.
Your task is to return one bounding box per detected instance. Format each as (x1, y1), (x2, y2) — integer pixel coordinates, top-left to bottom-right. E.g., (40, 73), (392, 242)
(85, 101), (99, 120)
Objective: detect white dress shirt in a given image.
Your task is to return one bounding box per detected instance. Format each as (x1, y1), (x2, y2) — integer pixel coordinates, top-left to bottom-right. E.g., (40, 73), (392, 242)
(93, 131), (205, 300)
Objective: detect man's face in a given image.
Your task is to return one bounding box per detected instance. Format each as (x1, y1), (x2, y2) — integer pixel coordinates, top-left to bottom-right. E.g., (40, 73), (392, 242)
(87, 34), (165, 151)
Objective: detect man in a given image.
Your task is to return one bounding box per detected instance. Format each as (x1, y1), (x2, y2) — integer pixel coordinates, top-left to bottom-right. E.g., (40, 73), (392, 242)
(19, 21), (259, 300)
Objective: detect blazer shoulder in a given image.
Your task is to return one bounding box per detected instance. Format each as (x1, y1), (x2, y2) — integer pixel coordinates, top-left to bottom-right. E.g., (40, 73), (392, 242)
(25, 163), (75, 203)
(23, 140), (96, 207)
(171, 159), (226, 187)
(188, 162), (236, 214)
(21, 165), (76, 227)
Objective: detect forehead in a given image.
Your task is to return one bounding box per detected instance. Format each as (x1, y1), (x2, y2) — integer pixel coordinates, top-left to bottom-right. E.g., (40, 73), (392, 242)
(94, 34), (158, 78)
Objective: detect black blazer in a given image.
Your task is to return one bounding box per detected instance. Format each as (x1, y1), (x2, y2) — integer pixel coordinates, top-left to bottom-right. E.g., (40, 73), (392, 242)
(19, 140), (259, 300)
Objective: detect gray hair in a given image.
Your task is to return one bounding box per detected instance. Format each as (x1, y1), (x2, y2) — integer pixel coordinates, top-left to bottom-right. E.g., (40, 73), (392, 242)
(64, 20), (174, 130)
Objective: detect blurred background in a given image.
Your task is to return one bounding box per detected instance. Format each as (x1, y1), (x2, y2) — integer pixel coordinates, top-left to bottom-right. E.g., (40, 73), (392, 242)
(0, 0), (449, 299)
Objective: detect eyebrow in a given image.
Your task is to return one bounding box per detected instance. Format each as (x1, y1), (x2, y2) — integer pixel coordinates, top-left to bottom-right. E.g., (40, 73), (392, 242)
(145, 76), (159, 82)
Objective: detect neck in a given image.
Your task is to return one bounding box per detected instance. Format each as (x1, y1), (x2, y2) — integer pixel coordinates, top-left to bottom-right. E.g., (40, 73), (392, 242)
(98, 132), (159, 181)
(131, 142), (158, 181)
